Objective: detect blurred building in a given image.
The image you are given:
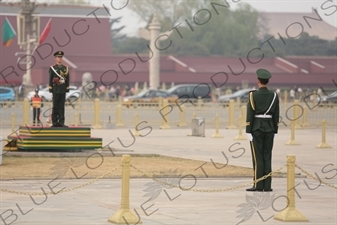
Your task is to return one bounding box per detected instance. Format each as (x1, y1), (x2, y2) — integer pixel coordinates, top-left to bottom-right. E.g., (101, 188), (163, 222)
(0, 3), (336, 88)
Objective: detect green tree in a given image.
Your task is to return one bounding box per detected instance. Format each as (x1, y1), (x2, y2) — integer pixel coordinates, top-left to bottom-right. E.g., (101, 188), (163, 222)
(128, 0), (210, 31)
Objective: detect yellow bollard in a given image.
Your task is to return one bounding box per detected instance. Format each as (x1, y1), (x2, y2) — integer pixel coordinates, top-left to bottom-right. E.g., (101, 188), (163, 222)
(133, 113), (140, 136)
(226, 99), (236, 129)
(177, 105), (187, 127)
(160, 99), (170, 129)
(23, 98), (29, 126)
(285, 119), (300, 145)
(234, 115), (247, 140)
(74, 112), (79, 127)
(108, 155), (142, 224)
(92, 98), (102, 129)
(116, 105), (125, 127)
(316, 120), (331, 148)
(293, 100), (302, 129)
(11, 113), (15, 132)
(301, 106), (310, 127)
(211, 114), (223, 138)
(274, 155), (308, 222)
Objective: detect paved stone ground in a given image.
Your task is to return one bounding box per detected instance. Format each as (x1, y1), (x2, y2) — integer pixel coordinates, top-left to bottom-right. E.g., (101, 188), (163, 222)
(0, 126), (336, 225)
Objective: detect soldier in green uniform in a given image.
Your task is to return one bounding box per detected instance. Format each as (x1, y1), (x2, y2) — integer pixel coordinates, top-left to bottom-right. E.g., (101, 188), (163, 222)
(49, 51), (69, 127)
(246, 69), (279, 192)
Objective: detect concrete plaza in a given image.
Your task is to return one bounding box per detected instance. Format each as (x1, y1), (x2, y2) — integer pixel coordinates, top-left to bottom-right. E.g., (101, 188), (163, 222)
(0, 126), (336, 225)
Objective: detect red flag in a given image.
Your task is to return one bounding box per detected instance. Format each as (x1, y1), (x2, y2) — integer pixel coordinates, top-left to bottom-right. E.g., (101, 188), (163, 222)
(39, 18), (52, 45)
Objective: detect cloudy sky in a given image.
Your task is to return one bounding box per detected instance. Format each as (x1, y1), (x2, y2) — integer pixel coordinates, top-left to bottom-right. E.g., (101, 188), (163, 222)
(93, 0), (337, 36)
(9, 0), (336, 36)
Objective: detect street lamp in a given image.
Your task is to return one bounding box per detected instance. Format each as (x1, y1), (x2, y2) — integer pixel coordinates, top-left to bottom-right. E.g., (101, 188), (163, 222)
(16, 0), (40, 86)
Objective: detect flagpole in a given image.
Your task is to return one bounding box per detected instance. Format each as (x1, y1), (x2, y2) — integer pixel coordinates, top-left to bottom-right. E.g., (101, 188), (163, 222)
(31, 18), (52, 56)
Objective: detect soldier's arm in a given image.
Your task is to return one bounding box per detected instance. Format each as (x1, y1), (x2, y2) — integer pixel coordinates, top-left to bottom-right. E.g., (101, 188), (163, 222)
(273, 94), (280, 133)
(65, 66), (69, 92)
(48, 67), (53, 93)
(246, 92), (255, 133)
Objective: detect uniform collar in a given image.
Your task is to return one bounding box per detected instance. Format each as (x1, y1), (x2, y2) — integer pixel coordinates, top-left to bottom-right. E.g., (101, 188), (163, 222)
(258, 87), (269, 91)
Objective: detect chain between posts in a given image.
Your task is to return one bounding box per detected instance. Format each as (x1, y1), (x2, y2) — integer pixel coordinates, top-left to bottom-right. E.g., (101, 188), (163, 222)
(0, 164), (122, 196)
(295, 164), (337, 190)
(130, 164), (287, 192)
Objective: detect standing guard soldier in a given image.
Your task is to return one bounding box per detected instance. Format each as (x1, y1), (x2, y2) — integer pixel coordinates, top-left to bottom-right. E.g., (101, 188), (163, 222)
(49, 51), (69, 127)
(246, 69), (280, 192)
(31, 88), (43, 126)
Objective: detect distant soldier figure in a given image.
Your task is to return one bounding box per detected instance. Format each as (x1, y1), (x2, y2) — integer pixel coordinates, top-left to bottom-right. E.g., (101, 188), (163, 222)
(31, 89), (43, 126)
(49, 51), (69, 127)
(246, 69), (280, 192)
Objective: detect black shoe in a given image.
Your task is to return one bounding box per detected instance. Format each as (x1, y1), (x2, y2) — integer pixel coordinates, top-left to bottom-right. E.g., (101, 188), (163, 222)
(51, 124), (59, 127)
(60, 124), (68, 127)
(264, 189), (273, 192)
(246, 187), (264, 192)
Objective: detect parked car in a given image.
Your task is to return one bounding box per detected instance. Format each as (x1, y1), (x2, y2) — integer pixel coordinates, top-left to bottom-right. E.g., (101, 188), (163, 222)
(123, 89), (178, 107)
(320, 91), (337, 105)
(26, 86), (81, 102)
(217, 88), (253, 103)
(0, 87), (15, 107)
(166, 84), (212, 100)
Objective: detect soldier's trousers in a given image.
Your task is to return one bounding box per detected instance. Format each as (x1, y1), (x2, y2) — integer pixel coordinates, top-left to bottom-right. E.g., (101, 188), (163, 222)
(52, 93), (66, 126)
(250, 131), (275, 190)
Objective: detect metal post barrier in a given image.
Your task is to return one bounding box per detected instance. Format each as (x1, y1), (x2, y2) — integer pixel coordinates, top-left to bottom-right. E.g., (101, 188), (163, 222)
(0, 137), (2, 165)
(74, 112), (79, 127)
(293, 100), (302, 129)
(116, 105), (124, 127)
(23, 98), (30, 125)
(283, 90), (288, 105)
(177, 105), (187, 127)
(160, 99), (170, 129)
(316, 119), (331, 148)
(234, 115), (246, 140)
(134, 113), (140, 136)
(108, 155), (142, 224)
(301, 106), (310, 127)
(241, 105), (247, 125)
(197, 96), (202, 109)
(285, 119), (300, 145)
(187, 113), (197, 136)
(11, 113), (15, 132)
(226, 99), (236, 129)
(312, 90), (317, 111)
(274, 155), (308, 222)
(211, 114), (223, 138)
(92, 98), (102, 129)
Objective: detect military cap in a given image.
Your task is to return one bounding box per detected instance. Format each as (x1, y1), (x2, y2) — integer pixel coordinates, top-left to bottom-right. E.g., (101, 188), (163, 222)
(256, 69), (272, 79)
(35, 88), (39, 92)
(54, 51), (64, 57)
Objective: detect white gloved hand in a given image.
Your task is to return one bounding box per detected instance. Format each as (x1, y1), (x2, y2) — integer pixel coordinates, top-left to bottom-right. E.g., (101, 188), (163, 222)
(246, 133), (253, 141)
(274, 133), (277, 138)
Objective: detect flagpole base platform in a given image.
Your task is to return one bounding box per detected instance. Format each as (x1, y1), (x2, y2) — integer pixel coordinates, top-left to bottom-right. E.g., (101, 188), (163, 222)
(6, 125), (102, 151)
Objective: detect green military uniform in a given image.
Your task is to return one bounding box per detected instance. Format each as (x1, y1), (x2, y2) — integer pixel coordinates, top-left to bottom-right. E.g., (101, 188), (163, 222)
(246, 69), (280, 191)
(49, 51), (69, 127)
